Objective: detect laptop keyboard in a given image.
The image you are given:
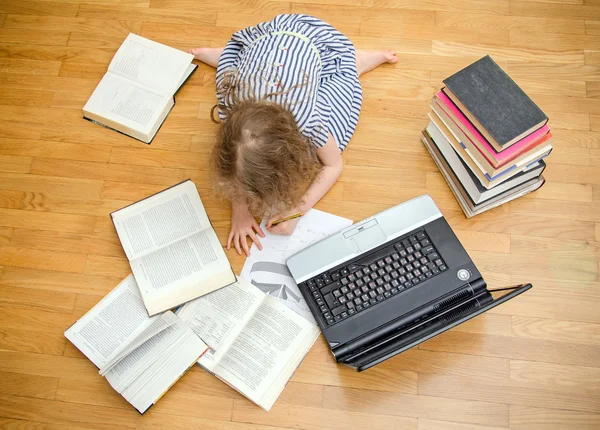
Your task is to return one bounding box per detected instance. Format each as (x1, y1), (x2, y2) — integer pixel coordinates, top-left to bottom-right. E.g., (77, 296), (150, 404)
(302, 230), (448, 326)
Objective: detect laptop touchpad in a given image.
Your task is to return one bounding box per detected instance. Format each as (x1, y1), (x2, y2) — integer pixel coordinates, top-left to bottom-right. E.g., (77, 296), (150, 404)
(352, 225), (387, 252)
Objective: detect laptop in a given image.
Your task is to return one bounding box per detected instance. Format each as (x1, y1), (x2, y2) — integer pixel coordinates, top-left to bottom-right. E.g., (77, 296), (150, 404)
(286, 195), (531, 371)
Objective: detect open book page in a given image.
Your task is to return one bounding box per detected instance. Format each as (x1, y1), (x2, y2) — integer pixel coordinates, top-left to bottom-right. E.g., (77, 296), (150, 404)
(241, 209), (353, 323)
(108, 33), (194, 96)
(210, 295), (319, 410)
(105, 311), (184, 392)
(83, 72), (172, 136)
(100, 313), (177, 375)
(64, 275), (161, 369)
(112, 180), (211, 261)
(112, 181), (234, 314)
(176, 280), (265, 372)
(120, 320), (207, 414)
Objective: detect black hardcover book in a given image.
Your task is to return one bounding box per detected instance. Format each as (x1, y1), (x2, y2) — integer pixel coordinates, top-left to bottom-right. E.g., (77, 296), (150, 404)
(443, 55), (548, 151)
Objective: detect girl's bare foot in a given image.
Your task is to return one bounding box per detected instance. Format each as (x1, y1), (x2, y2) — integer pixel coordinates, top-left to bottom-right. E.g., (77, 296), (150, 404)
(356, 50), (398, 76)
(188, 47), (224, 68)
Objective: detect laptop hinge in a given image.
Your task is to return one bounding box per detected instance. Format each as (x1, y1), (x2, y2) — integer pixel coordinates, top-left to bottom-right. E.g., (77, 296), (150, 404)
(335, 278), (487, 362)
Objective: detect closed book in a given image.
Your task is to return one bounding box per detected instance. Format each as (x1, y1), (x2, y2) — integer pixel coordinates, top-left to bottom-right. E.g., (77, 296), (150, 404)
(443, 55), (548, 151)
(435, 91), (552, 169)
(422, 134), (545, 218)
(429, 110), (550, 189)
(424, 123), (545, 205)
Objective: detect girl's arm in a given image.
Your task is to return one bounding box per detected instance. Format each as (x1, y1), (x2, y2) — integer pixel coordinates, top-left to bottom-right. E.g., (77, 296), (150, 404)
(267, 133), (343, 234)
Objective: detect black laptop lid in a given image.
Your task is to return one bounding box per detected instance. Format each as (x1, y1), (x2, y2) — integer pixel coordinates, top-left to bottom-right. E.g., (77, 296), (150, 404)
(345, 284), (532, 372)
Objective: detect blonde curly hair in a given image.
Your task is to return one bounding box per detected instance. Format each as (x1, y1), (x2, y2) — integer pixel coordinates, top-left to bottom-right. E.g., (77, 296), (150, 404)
(212, 99), (321, 216)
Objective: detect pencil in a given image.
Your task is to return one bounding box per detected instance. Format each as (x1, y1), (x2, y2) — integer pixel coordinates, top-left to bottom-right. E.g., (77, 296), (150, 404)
(271, 212), (304, 226)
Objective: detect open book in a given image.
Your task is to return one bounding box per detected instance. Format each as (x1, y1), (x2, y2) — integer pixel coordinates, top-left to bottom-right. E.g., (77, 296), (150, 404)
(111, 180), (236, 316)
(64, 275), (208, 414)
(177, 279), (321, 411)
(83, 33), (196, 143)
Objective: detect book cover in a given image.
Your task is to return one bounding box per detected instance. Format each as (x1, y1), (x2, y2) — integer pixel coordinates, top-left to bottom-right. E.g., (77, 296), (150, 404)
(443, 55), (548, 150)
(436, 91), (552, 167)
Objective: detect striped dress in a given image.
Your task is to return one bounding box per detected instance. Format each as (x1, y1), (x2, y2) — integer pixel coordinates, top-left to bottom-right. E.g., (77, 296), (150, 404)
(216, 14), (362, 152)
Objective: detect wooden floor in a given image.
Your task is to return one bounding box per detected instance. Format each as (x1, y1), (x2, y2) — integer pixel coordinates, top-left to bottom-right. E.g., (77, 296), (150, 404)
(0, 0), (599, 429)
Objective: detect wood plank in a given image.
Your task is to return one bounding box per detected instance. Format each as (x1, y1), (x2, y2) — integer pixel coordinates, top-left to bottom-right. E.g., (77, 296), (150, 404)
(0, 284), (76, 312)
(55, 378), (132, 410)
(444, 210), (596, 241)
(232, 399), (418, 430)
(30, 158), (185, 186)
(0, 140), (111, 162)
(84, 254), (130, 278)
(507, 60), (600, 82)
(512, 316), (600, 345)
(488, 277), (600, 323)
(586, 50), (600, 65)
(418, 420), (508, 430)
(0, 57), (61, 75)
(436, 11), (585, 34)
(0, 227), (13, 245)
(0, 155), (32, 174)
(58, 61), (106, 79)
(419, 330), (600, 367)
(0, 304), (78, 333)
(0, 246), (87, 273)
(0, 1), (79, 16)
(510, 234), (600, 258)
(0, 172), (103, 199)
(0, 88), (54, 107)
(530, 181), (593, 202)
(588, 81), (600, 98)
(0, 208), (95, 234)
(20, 193), (130, 217)
(510, 1), (600, 20)
(0, 28), (69, 46)
(0, 371), (59, 400)
(0, 266), (121, 295)
(510, 360), (600, 393)
(4, 15), (142, 36)
(417, 373), (600, 414)
(509, 199), (600, 222)
(0, 327), (66, 355)
(321, 386), (507, 427)
(510, 405), (600, 430)
(292, 360), (418, 393)
(10, 229), (124, 257)
(592, 113), (600, 130)
(109, 146), (208, 170)
(41, 124), (193, 152)
(432, 40), (584, 63)
(547, 111), (590, 130)
(77, 4), (217, 25)
(0, 394), (139, 429)
(510, 29), (600, 51)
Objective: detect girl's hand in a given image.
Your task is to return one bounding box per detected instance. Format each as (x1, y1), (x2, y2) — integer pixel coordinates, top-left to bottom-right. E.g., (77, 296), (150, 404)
(266, 209), (302, 236)
(228, 203), (265, 256)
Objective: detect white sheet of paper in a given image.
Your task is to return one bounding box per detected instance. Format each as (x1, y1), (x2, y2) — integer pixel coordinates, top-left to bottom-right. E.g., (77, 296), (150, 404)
(240, 209), (353, 323)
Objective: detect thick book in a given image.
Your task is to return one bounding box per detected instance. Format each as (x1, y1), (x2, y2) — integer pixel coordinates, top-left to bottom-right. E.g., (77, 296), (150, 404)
(83, 33), (197, 144)
(429, 110), (549, 188)
(111, 180), (237, 316)
(177, 279), (321, 411)
(443, 55), (548, 151)
(422, 134), (545, 218)
(434, 91), (552, 169)
(64, 275), (208, 414)
(424, 124), (545, 205)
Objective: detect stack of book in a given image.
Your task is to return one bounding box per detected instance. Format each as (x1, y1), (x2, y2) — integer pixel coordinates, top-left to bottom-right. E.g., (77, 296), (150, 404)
(422, 55), (551, 217)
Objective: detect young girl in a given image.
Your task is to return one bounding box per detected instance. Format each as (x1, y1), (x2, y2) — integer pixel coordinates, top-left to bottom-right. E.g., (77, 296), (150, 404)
(190, 14), (397, 256)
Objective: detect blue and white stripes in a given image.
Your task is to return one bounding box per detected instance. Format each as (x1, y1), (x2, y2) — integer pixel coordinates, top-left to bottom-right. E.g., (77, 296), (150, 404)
(216, 14), (362, 152)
